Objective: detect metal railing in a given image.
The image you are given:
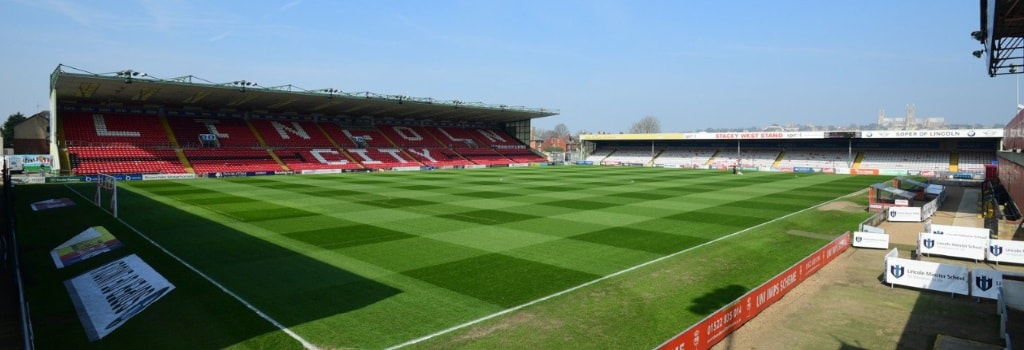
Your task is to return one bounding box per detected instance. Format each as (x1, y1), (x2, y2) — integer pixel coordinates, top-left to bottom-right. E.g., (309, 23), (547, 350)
(4, 163), (35, 349)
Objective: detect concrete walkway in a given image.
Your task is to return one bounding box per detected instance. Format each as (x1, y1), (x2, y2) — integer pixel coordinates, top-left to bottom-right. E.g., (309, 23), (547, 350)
(951, 188), (980, 227)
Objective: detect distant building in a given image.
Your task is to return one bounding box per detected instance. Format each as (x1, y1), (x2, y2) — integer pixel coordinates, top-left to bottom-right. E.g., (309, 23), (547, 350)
(876, 104), (945, 130)
(14, 111), (49, 154)
(541, 137), (567, 152)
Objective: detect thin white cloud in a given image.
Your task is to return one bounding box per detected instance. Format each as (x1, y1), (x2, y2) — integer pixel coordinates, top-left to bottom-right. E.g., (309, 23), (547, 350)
(209, 30), (232, 42)
(279, 0), (302, 12)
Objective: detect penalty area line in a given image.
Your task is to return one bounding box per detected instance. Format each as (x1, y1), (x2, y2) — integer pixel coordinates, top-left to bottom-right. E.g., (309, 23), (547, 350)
(385, 189), (863, 349)
(65, 184), (320, 350)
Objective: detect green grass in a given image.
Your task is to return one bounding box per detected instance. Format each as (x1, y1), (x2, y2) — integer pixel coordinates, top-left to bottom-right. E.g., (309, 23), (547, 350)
(13, 167), (883, 349)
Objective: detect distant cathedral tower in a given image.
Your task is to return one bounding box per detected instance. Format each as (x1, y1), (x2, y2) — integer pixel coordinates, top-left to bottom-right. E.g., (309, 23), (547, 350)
(905, 104), (916, 130)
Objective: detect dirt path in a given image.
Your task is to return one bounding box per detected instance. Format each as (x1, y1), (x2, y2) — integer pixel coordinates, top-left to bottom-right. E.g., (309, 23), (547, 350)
(712, 186), (1019, 350)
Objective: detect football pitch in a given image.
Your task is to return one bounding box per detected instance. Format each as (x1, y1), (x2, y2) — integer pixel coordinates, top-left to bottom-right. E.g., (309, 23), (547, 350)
(15, 167), (882, 349)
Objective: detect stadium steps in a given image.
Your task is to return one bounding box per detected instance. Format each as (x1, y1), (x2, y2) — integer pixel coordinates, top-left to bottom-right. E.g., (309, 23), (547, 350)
(175, 150), (195, 174)
(399, 149), (426, 166)
(242, 120), (290, 171)
(706, 150), (720, 166)
(423, 128), (450, 148)
(851, 151), (865, 168)
(161, 116), (195, 173)
(376, 129), (402, 148)
(245, 120), (270, 149)
(649, 149), (665, 166)
(55, 114), (72, 175)
(772, 151), (786, 168)
(950, 152), (959, 172)
(600, 149), (617, 164)
(314, 123), (365, 169)
(265, 149), (291, 172)
(448, 149), (473, 164)
(159, 115), (182, 149)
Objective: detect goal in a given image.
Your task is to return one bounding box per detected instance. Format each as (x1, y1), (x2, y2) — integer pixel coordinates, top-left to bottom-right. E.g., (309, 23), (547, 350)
(94, 173), (118, 218)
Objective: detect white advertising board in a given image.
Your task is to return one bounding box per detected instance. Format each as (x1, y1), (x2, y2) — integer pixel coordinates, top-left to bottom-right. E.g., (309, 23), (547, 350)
(928, 224), (991, 240)
(860, 224), (886, 234)
(852, 231), (889, 249)
(860, 129), (1002, 139)
(918, 232), (987, 261)
(972, 268), (1024, 300)
(885, 257), (969, 295)
(987, 239), (1024, 264)
(141, 173), (197, 180)
(888, 206), (922, 222)
(685, 131), (825, 140)
(921, 198), (939, 219)
(299, 169), (342, 175)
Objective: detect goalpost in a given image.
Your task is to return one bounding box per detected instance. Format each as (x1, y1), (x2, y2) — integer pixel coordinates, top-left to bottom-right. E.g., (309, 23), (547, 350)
(94, 173), (118, 218)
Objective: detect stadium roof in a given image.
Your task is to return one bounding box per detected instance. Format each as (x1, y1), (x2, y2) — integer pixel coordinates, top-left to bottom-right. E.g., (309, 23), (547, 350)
(869, 183), (916, 200)
(578, 129), (1004, 141)
(977, 0), (1024, 76)
(49, 64), (558, 123)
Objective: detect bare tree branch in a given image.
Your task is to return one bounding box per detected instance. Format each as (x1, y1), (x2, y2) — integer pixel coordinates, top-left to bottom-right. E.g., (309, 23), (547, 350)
(629, 116), (661, 133)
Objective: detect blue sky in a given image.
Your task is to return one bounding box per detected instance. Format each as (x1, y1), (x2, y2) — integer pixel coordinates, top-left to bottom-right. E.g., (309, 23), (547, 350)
(0, 0), (1013, 132)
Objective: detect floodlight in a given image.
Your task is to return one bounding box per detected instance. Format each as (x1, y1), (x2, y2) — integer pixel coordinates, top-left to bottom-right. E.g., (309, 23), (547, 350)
(322, 88), (340, 99)
(231, 80), (257, 92)
(971, 31), (985, 42)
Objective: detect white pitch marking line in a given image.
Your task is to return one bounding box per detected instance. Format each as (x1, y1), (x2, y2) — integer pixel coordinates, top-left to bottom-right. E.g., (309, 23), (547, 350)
(385, 188), (864, 349)
(66, 184), (320, 350)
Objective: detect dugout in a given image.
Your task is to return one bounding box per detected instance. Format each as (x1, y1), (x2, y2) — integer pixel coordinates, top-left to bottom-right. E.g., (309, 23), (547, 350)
(892, 177), (944, 201)
(867, 183), (916, 212)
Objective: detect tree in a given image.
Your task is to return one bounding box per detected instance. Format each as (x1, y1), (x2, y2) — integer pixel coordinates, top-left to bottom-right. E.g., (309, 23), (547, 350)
(3, 112), (27, 148)
(553, 123), (570, 138)
(540, 129), (558, 140)
(629, 116), (661, 134)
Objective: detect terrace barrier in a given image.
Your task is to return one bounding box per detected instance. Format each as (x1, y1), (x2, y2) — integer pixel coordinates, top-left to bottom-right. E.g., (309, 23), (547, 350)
(655, 233), (850, 350)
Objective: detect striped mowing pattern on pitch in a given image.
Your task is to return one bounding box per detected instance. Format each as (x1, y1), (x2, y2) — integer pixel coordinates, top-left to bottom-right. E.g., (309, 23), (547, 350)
(116, 167), (877, 348)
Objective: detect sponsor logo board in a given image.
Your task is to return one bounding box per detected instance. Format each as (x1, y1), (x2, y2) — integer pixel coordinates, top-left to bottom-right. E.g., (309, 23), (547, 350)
(31, 197), (76, 211)
(50, 226), (121, 269)
(853, 231), (889, 249)
(141, 174), (197, 180)
(64, 254), (175, 341)
(884, 257), (969, 295)
(987, 239), (1024, 264)
(928, 224), (990, 239)
(972, 268), (1024, 300)
(888, 206), (921, 222)
(917, 232), (986, 260)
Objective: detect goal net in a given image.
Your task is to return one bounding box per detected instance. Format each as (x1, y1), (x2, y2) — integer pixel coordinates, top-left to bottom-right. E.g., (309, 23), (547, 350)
(94, 173), (118, 218)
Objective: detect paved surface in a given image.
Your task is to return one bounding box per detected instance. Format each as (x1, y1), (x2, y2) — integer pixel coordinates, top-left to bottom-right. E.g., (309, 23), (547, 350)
(713, 186), (1022, 350)
(951, 188), (979, 228)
